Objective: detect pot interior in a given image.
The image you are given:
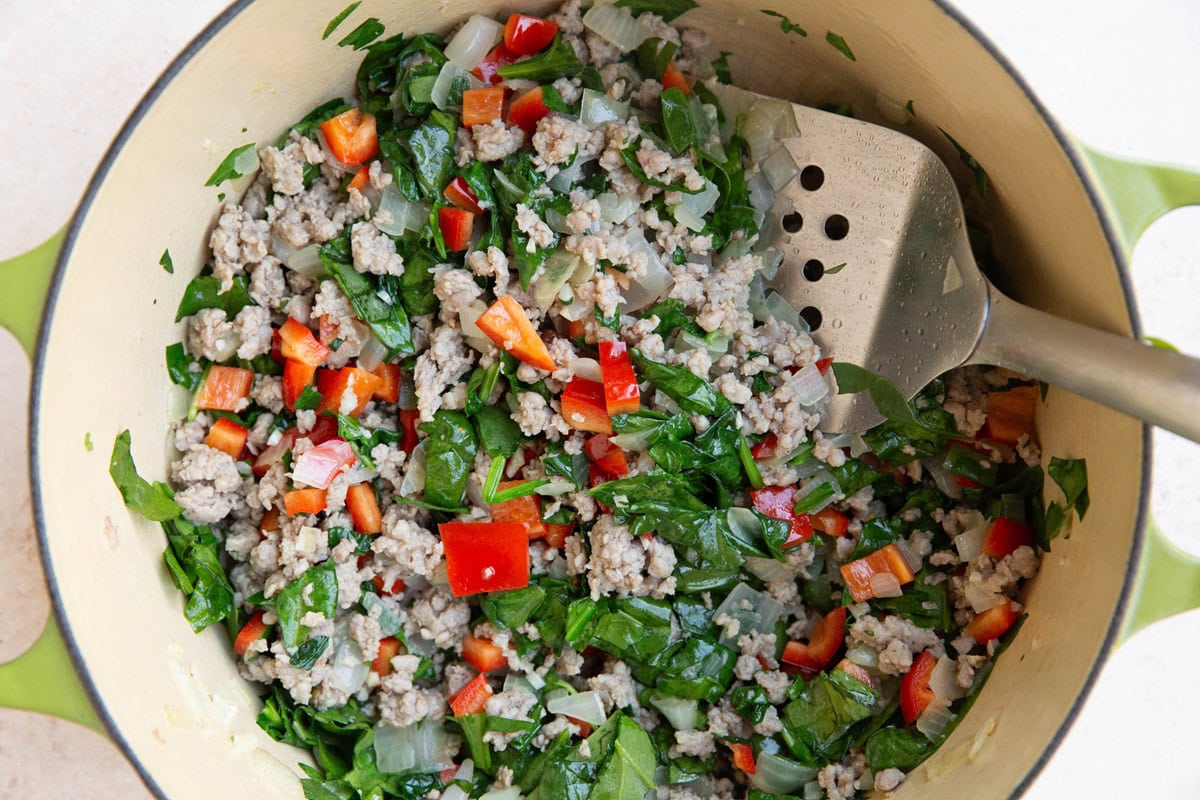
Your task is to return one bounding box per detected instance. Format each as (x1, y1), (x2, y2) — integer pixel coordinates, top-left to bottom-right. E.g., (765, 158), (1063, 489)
(35, 0), (1142, 797)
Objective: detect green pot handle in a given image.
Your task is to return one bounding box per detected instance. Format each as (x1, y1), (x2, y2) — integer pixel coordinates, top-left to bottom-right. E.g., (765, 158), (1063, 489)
(0, 232), (102, 732)
(1078, 143), (1200, 640)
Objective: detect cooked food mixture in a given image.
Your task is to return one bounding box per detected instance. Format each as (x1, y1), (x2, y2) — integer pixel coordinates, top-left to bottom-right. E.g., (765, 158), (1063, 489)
(110, 2), (1090, 799)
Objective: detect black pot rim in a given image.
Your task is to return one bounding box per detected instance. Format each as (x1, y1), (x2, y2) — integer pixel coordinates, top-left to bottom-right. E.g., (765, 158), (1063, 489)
(28, 2), (1150, 798)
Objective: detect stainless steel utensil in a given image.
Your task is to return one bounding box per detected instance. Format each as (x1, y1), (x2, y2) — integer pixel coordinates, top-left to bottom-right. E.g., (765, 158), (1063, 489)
(762, 100), (1200, 440)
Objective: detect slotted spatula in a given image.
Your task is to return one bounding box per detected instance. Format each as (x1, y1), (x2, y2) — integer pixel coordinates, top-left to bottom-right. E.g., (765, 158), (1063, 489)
(757, 99), (1200, 442)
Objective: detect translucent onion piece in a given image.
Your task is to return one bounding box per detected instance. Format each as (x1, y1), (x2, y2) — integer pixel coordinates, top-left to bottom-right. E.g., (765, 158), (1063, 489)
(287, 243), (324, 279)
(479, 788), (523, 800)
(930, 654), (965, 702)
(545, 207), (571, 234)
(847, 602), (872, 620)
(790, 362), (829, 407)
(692, 96), (726, 163)
(571, 356), (602, 382)
(671, 202), (706, 233)
(326, 619), (370, 695)
(609, 430), (655, 452)
(762, 146), (800, 191)
(546, 690), (608, 726)
(916, 700), (955, 741)
(271, 231), (298, 263)
(844, 645), (879, 669)
(597, 192), (640, 224)
(548, 157), (594, 194)
(750, 752), (818, 795)
(849, 434), (870, 458)
(432, 61), (471, 110)
(533, 250), (581, 311)
(766, 291), (807, 333)
(534, 478), (576, 496)
(743, 556), (795, 583)
(924, 457), (964, 501)
(649, 693), (700, 731)
(621, 229), (673, 312)
(580, 89), (630, 127)
(445, 15), (502, 70)
(758, 248), (784, 280)
(896, 539), (923, 573)
(965, 582), (1004, 614)
(951, 510), (988, 562)
(357, 330), (389, 372)
(374, 720), (449, 775)
(399, 441), (427, 497)
(362, 592), (402, 637)
(746, 171), (774, 216)
(796, 470), (840, 514)
(875, 90), (912, 125)
(711, 582), (784, 646)
(459, 300), (494, 352)
(824, 433), (855, 449)
(376, 183), (430, 236)
(675, 329), (730, 358)
(705, 80), (757, 142)
(802, 780), (825, 800)
(869, 571), (903, 599)
(681, 179), (720, 218)
(582, 3), (650, 52)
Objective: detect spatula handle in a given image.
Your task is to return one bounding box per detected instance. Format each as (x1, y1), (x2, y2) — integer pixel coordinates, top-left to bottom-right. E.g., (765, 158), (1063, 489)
(970, 283), (1200, 443)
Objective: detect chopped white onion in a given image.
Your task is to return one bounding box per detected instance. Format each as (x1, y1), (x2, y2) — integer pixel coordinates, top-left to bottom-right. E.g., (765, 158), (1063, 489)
(743, 555), (795, 583)
(570, 356), (603, 382)
(546, 690), (608, 726)
(582, 3), (650, 52)
(534, 478), (577, 496)
(692, 96), (726, 163)
(965, 582), (1004, 614)
(742, 98), (797, 162)
(681, 179), (720, 218)
(545, 207), (571, 234)
(479, 788), (523, 800)
(952, 510), (988, 561)
(445, 16), (502, 70)
(581, 89), (629, 127)
(671, 202), (706, 233)
(705, 80), (757, 142)
(459, 300), (494, 352)
(845, 645), (879, 669)
(286, 243), (324, 279)
(849, 434), (870, 458)
(432, 61), (472, 110)
(924, 457), (964, 501)
(711, 582), (784, 646)
(796, 470), (840, 514)
(847, 602), (872, 619)
(790, 362), (829, 407)
(621, 229), (673, 312)
(917, 700), (955, 741)
(597, 192), (640, 224)
(761, 146), (800, 191)
(750, 752), (818, 795)
(325, 618), (370, 695)
(548, 156), (594, 194)
(399, 441), (427, 497)
(362, 592), (402, 637)
(357, 330), (389, 372)
(897, 539), (923, 573)
(675, 329), (730, 358)
(869, 572), (904, 599)
(757, 248), (784, 280)
(533, 250), (581, 311)
(766, 291), (807, 333)
(649, 693), (700, 731)
(802, 780), (825, 800)
(376, 184), (430, 236)
(746, 171), (775, 216)
(271, 232), (297, 263)
(374, 720), (450, 775)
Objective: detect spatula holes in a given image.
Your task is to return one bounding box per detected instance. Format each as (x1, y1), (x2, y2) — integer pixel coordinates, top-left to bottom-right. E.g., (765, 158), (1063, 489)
(799, 306), (823, 331)
(782, 212), (803, 233)
(824, 214), (849, 240)
(802, 259), (824, 281)
(800, 165), (824, 190)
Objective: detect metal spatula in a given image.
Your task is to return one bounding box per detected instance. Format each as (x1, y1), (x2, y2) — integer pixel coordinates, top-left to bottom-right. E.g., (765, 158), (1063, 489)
(759, 100), (1200, 442)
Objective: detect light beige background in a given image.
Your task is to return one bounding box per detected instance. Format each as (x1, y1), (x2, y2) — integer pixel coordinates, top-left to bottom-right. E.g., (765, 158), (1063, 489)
(0, 0), (1197, 797)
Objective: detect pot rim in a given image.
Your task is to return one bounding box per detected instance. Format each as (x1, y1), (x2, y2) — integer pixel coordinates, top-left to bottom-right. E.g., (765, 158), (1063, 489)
(28, 1), (1151, 798)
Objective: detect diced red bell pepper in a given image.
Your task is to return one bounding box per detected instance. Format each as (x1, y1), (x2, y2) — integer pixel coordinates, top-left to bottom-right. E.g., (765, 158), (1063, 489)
(567, 319), (586, 340)
(205, 417), (249, 459)
(319, 108), (379, 167)
(955, 475), (982, 489)
(449, 672), (494, 717)
(348, 165), (370, 193)
(371, 637), (403, 676)
(811, 507), (850, 538)
(462, 633), (508, 673)
(507, 86), (552, 135)
(317, 367), (382, 417)
(292, 439), (357, 490)
(780, 606), (846, 674)
(561, 377), (612, 434)
(750, 485), (814, 547)
(475, 295), (558, 372)
(270, 328), (284, 365)
(284, 488), (327, 516)
(728, 742), (756, 775)
(399, 408), (420, 455)
(967, 597), (1019, 644)
(984, 385), (1039, 445)
(444, 176), (486, 214)
(195, 366), (254, 412)
(254, 429), (296, 477)
(260, 507), (280, 534)
(982, 517), (1033, 559)
(308, 414), (340, 445)
(503, 13), (560, 55)
(372, 574), (406, 596)
(461, 87), (508, 128)
(279, 317), (331, 366)
(544, 522), (573, 549)
(815, 357), (834, 374)
(750, 433), (778, 459)
(661, 60), (691, 94)
(472, 42), (519, 86)
(233, 610), (270, 657)
(315, 367), (338, 397)
(900, 651), (937, 724)
(584, 434), (629, 477)
(438, 206), (476, 252)
(347, 483), (382, 534)
(491, 481), (546, 538)
(283, 359), (317, 411)
(369, 363), (401, 404)
(439, 521), (531, 597)
(598, 341), (641, 416)
(840, 543), (916, 603)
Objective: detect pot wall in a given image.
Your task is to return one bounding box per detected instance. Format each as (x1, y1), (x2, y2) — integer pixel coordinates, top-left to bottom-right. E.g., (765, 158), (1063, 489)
(33, 0), (1142, 798)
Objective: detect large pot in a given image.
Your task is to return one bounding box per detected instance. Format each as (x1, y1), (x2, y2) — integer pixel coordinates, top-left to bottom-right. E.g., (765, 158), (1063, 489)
(3, 0), (1200, 798)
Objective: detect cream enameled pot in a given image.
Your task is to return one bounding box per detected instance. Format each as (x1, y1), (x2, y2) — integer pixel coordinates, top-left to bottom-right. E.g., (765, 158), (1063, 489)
(4, 0), (1200, 798)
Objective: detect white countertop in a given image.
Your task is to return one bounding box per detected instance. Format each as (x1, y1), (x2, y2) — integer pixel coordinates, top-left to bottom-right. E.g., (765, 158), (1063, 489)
(1, 0), (1197, 797)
